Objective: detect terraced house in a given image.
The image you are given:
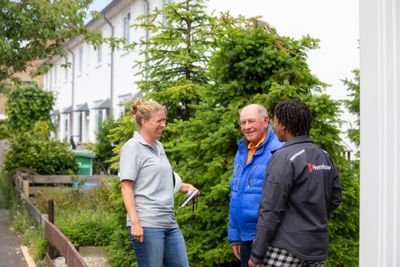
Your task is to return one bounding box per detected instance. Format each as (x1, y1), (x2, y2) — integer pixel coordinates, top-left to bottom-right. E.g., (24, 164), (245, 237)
(43, 0), (169, 144)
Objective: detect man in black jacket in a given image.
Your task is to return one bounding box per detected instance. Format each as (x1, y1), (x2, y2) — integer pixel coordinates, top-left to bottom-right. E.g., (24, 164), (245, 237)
(249, 99), (342, 267)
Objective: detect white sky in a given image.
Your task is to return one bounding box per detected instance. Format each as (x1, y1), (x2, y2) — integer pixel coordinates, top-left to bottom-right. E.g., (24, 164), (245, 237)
(89, 0), (359, 145)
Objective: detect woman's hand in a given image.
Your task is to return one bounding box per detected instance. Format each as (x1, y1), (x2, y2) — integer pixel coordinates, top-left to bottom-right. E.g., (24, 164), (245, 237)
(180, 182), (198, 194)
(131, 222), (144, 243)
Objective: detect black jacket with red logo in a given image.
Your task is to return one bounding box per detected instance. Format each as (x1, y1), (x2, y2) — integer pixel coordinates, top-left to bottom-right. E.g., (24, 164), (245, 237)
(250, 135), (342, 263)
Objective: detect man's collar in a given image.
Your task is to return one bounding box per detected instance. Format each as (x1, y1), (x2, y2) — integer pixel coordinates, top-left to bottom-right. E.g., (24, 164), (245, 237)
(280, 135), (313, 149)
(248, 135), (266, 149)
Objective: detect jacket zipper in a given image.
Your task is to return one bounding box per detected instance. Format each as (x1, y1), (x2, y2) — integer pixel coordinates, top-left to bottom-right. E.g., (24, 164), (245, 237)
(247, 167), (255, 188)
(234, 165), (241, 190)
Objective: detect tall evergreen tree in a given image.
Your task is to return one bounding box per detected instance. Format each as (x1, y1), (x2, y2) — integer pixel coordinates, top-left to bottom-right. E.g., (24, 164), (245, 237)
(133, 0), (217, 119)
(343, 69), (360, 147)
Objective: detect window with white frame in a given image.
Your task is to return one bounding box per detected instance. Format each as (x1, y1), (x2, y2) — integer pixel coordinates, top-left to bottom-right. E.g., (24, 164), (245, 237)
(78, 112), (83, 143)
(52, 115), (60, 139)
(54, 65), (57, 86)
(45, 73), (49, 89)
(97, 109), (104, 132)
(86, 44), (91, 68)
(79, 46), (83, 73)
(123, 12), (131, 43)
(84, 111), (89, 143)
(49, 69), (53, 89)
(64, 59), (68, 81)
(64, 116), (69, 141)
(97, 43), (102, 63)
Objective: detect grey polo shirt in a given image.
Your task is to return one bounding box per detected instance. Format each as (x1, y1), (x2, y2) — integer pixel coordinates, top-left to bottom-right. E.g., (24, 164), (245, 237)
(119, 131), (182, 228)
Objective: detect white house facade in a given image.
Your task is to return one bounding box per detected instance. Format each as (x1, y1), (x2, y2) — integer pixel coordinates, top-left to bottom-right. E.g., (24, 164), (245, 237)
(44, 0), (166, 144)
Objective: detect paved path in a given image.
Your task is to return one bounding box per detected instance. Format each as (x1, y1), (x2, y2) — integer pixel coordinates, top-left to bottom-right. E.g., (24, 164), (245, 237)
(0, 140), (27, 266)
(0, 209), (27, 267)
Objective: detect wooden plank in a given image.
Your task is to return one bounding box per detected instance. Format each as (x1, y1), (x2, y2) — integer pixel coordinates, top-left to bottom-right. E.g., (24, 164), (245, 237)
(14, 175), (25, 190)
(43, 218), (88, 267)
(20, 245), (37, 267)
(22, 180), (29, 198)
(29, 175), (116, 185)
(29, 175), (74, 184)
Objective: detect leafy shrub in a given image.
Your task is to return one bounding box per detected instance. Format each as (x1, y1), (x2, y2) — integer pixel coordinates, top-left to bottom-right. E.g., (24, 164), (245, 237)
(108, 115), (136, 170)
(4, 132), (79, 175)
(5, 83), (55, 133)
(56, 208), (115, 246)
(104, 178), (137, 267)
(93, 119), (119, 175)
(0, 120), (10, 139)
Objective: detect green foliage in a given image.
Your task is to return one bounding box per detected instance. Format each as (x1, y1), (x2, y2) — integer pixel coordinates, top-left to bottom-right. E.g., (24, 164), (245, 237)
(0, 168), (14, 208)
(0, 120), (10, 139)
(93, 119), (119, 174)
(108, 114), (136, 170)
(11, 203), (32, 234)
(5, 83), (55, 133)
(133, 0), (217, 119)
(56, 208), (115, 246)
(9, 202), (48, 261)
(105, 179), (137, 267)
(4, 132), (79, 175)
(23, 226), (48, 260)
(0, 0), (100, 81)
(326, 159), (359, 267)
(325, 69), (361, 266)
(31, 185), (116, 248)
(343, 69), (360, 147)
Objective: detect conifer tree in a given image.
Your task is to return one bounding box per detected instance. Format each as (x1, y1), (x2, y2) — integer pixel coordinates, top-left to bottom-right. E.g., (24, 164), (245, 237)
(343, 69), (360, 147)
(133, 0), (217, 120)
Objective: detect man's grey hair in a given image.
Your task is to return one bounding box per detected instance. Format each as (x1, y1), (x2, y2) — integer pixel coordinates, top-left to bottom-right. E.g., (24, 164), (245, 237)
(240, 104), (269, 118)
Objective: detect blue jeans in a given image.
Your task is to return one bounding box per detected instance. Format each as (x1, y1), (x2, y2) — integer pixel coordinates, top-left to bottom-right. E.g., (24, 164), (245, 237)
(128, 226), (189, 267)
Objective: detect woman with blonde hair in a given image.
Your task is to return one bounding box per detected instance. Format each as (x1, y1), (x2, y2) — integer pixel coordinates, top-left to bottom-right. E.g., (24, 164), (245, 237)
(119, 98), (196, 267)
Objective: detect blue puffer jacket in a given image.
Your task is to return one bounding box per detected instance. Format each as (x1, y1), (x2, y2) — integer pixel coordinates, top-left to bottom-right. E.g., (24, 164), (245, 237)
(228, 126), (283, 242)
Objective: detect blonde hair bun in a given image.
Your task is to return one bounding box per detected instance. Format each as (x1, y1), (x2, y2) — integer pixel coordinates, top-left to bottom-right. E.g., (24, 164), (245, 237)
(131, 98), (143, 115)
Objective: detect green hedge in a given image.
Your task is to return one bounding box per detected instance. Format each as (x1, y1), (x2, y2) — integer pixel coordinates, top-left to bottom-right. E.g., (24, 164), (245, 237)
(4, 133), (78, 175)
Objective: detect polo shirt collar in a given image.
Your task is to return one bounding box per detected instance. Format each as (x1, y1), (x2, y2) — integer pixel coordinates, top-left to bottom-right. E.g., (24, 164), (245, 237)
(133, 131), (161, 150)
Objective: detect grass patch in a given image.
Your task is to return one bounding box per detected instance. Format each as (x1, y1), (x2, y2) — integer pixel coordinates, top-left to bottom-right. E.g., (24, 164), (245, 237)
(23, 226), (48, 260)
(0, 168), (14, 208)
(31, 185), (115, 247)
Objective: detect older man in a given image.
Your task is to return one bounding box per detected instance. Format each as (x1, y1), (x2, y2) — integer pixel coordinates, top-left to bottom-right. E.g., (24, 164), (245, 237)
(228, 104), (283, 267)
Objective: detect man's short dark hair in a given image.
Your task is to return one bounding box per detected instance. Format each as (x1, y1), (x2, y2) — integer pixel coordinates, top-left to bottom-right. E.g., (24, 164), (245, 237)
(274, 99), (312, 136)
